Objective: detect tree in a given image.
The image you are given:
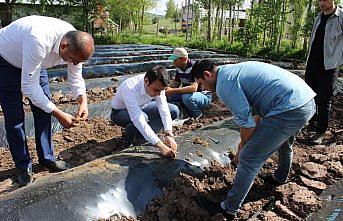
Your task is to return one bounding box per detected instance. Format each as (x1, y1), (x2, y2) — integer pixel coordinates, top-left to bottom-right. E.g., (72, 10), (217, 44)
(107, 0), (156, 32)
(1, 0), (17, 27)
(290, 0), (306, 48)
(207, 0), (212, 41)
(303, 0), (316, 54)
(165, 0), (176, 19)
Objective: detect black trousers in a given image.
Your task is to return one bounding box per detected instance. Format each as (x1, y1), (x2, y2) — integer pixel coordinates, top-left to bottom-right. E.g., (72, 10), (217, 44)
(0, 55), (54, 170)
(305, 66), (337, 133)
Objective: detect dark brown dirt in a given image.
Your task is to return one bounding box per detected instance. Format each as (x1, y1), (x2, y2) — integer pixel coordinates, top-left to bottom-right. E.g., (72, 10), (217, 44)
(0, 89), (342, 221)
(192, 137), (210, 147)
(111, 94), (343, 221)
(0, 95), (229, 195)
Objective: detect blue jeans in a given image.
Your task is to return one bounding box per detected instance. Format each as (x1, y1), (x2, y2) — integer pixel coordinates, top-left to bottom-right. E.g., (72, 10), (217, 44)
(223, 99), (316, 214)
(168, 92), (212, 118)
(0, 55), (55, 170)
(110, 101), (179, 143)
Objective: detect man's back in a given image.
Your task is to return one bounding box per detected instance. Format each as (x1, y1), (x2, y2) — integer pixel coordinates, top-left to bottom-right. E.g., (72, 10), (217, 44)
(217, 61), (316, 120)
(0, 16), (75, 68)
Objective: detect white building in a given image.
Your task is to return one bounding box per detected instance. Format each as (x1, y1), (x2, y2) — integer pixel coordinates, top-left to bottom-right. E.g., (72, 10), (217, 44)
(181, 1), (250, 32)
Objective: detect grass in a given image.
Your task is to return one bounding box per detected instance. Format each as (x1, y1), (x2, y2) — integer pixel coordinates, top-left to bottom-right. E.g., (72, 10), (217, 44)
(144, 17), (181, 33)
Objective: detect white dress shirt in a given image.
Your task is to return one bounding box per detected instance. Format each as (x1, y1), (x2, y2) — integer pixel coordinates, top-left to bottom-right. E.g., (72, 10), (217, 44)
(0, 15), (86, 113)
(112, 74), (173, 145)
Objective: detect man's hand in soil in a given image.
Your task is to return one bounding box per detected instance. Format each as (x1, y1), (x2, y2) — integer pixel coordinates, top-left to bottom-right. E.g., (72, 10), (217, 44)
(164, 135), (178, 152)
(52, 108), (78, 128)
(155, 141), (176, 159)
(76, 95), (88, 120)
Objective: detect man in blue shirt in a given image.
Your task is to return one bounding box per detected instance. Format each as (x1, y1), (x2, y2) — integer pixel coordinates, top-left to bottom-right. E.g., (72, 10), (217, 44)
(191, 60), (316, 219)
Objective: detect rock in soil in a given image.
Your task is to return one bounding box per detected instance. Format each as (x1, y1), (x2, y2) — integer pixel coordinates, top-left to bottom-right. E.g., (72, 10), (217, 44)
(192, 137), (209, 147)
(258, 211), (288, 221)
(298, 176), (327, 193)
(309, 154), (328, 163)
(297, 162), (328, 180)
(323, 161), (343, 177)
(274, 182), (321, 218)
(274, 200), (302, 221)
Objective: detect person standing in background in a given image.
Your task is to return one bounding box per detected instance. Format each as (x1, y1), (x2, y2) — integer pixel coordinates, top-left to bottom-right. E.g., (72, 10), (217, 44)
(305, 1), (342, 144)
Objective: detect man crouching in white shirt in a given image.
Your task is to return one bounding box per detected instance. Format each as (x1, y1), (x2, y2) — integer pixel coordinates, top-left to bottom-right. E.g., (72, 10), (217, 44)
(0, 16), (94, 186)
(111, 66), (180, 158)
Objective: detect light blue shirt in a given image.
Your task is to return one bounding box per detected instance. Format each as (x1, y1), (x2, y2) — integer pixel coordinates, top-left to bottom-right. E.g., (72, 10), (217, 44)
(216, 61), (316, 128)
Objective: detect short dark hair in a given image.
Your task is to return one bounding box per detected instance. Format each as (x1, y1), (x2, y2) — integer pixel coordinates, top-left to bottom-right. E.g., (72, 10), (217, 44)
(145, 66), (167, 86)
(191, 59), (216, 81)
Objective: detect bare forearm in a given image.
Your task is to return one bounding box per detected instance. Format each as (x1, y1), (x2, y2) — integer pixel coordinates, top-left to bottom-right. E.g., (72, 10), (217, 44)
(240, 127), (256, 145)
(76, 94), (87, 105)
(51, 107), (62, 118)
(173, 85), (197, 94)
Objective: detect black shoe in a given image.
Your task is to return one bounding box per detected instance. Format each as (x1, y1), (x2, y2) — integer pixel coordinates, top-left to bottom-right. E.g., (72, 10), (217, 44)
(197, 195), (235, 220)
(40, 160), (72, 172)
(17, 167), (32, 186)
(303, 123), (317, 132)
(259, 174), (286, 186)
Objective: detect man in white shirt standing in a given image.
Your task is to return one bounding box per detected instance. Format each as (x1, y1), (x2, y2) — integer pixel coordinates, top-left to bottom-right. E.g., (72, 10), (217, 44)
(111, 66), (180, 158)
(0, 16), (94, 185)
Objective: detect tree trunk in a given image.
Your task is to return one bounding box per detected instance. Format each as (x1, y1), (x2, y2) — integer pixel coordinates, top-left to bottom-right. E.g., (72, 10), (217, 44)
(156, 18), (159, 36)
(303, 0), (313, 54)
(250, 0), (255, 20)
(119, 14), (122, 31)
(245, 0), (255, 46)
(230, 5), (235, 44)
(218, 0), (224, 41)
(135, 10), (139, 32)
(186, 0), (190, 41)
(190, 1), (194, 39)
(140, 4), (145, 33)
(82, 0), (89, 32)
(228, 3), (232, 42)
(213, 3), (220, 40)
(277, 0), (287, 52)
(263, 20), (267, 47)
(207, 0), (211, 42)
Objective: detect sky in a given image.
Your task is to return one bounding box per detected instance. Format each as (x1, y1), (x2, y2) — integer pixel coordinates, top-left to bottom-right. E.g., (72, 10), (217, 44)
(149, 0), (251, 16)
